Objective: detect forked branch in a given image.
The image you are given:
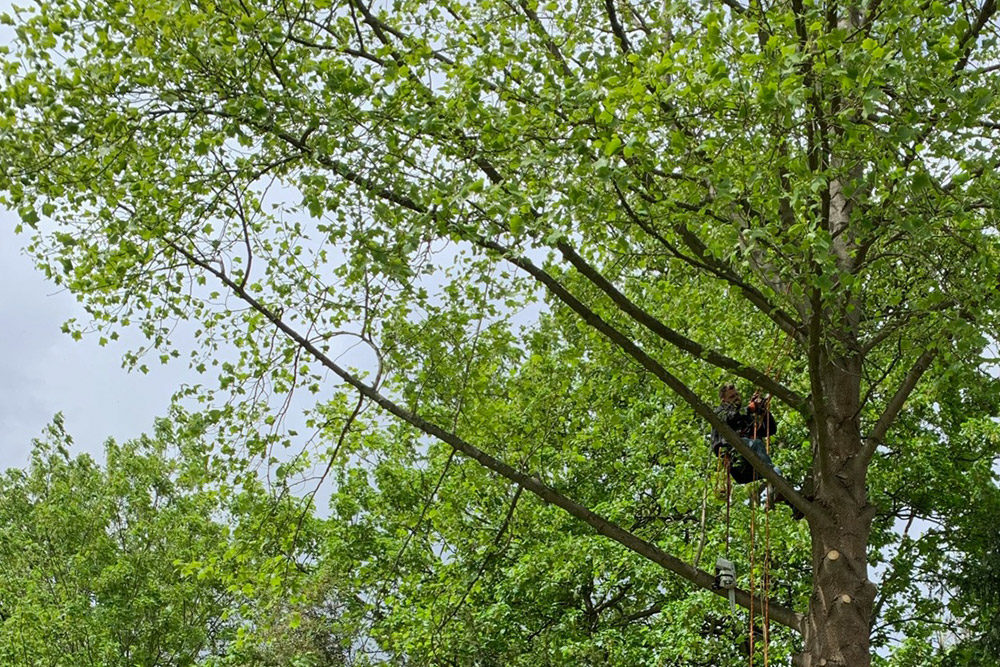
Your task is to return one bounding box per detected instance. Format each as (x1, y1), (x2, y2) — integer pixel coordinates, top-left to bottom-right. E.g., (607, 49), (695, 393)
(472, 234), (819, 522)
(859, 348), (937, 467)
(554, 238), (808, 413)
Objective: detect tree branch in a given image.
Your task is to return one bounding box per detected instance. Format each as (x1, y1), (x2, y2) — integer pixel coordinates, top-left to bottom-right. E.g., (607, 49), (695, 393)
(861, 299), (957, 355)
(805, 288), (832, 472)
(604, 0), (633, 54)
(434, 486), (523, 636)
(615, 600), (664, 625)
(207, 108), (811, 510)
(453, 145), (807, 412)
(858, 348), (937, 467)
(614, 185), (803, 343)
(673, 224), (803, 341)
(166, 237), (806, 633)
(516, 0), (574, 78)
(473, 235), (820, 522)
(212, 46), (810, 418)
(954, 0), (998, 73)
(554, 239), (808, 413)
(200, 98), (817, 517)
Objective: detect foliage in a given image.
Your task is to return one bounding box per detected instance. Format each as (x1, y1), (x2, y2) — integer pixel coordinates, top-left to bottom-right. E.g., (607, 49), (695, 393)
(2, 0), (1000, 664)
(0, 416), (322, 666)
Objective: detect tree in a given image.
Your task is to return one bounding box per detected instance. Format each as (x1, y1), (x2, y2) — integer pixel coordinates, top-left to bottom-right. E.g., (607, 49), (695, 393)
(2, 0), (1000, 664)
(0, 417), (231, 665)
(0, 416), (323, 666)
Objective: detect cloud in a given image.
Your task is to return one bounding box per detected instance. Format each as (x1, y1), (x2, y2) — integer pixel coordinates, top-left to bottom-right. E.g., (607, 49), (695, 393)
(0, 214), (192, 469)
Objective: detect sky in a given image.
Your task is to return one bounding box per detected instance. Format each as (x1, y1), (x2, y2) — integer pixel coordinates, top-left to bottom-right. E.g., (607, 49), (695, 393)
(0, 212), (199, 470)
(0, 5), (498, 477)
(0, 4), (371, 478)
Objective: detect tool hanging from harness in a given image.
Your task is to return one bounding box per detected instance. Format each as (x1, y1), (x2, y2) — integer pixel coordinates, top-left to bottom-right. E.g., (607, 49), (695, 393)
(714, 556), (737, 614)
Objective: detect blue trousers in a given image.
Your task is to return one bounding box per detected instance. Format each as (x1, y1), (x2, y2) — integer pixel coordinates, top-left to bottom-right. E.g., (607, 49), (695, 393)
(726, 437), (779, 484)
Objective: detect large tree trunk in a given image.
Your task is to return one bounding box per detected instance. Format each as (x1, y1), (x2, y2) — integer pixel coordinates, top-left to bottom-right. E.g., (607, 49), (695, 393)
(796, 356), (877, 666)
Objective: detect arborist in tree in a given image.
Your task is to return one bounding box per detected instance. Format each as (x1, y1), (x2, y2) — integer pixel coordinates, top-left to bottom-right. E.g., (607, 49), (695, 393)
(710, 382), (779, 485)
(709, 382), (804, 518)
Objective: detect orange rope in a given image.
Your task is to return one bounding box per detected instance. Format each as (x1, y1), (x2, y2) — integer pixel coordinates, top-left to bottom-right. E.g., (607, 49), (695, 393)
(764, 483), (771, 667)
(726, 455), (732, 557)
(756, 329), (790, 666)
(764, 396), (772, 667)
(715, 325), (792, 664)
(715, 452), (727, 498)
(749, 485), (756, 666)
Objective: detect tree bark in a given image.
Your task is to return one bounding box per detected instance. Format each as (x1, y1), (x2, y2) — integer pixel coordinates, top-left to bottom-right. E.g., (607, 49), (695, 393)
(796, 355), (877, 666)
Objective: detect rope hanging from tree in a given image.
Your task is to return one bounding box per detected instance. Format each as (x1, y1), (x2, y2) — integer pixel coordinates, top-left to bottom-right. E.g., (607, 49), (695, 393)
(712, 328), (792, 666)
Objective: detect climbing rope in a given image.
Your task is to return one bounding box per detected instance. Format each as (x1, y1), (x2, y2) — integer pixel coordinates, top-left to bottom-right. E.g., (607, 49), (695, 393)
(748, 391), (776, 667)
(710, 325), (794, 664)
(763, 393), (773, 667)
(764, 484), (771, 667)
(756, 328), (792, 667)
(749, 483), (756, 665)
(749, 340), (787, 667)
(726, 456), (732, 557)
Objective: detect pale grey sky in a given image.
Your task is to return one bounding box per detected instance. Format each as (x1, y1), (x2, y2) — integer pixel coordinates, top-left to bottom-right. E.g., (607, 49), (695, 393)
(0, 0), (503, 475)
(0, 0), (533, 475)
(14, 2), (221, 467)
(0, 3), (248, 470)
(0, 212), (197, 469)
(0, 4), (189, 468)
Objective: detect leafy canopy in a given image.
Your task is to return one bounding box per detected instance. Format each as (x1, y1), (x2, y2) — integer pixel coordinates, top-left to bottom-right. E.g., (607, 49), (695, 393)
(2, 0), (1000, 664)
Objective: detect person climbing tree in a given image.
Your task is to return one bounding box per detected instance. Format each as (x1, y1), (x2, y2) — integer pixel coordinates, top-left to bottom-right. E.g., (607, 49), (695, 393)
(710, 383), (805, 520)
(710, 382), (778, 485)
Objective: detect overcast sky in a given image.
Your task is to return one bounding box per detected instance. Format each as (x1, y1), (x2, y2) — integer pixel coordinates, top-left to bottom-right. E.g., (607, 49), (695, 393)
(0, 212), (199, 470)
(0, 6), (363, 478)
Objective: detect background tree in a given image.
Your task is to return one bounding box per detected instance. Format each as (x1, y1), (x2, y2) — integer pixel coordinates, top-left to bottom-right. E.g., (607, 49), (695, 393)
(2, 0), (1000, 664)
(0, 415), (324, 666)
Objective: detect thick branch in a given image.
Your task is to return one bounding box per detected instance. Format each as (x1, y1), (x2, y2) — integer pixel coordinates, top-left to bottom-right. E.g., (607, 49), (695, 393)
(211, 110), (811, 516)
(457, 151), (807, 412)
(199, 103), (815, 516)
(615, 188), (803, 342)
(806, 289), (832, 474)
(554, 239), (808, 413)
(604, 0), (633, 54)
(859, 348), (937, 466)
(670, 222), (804, 342)
(213, 66), (810, 424)
(170, 239), (805, 633)
(954, 0), (998, 72)
(616, 601), (664, 625)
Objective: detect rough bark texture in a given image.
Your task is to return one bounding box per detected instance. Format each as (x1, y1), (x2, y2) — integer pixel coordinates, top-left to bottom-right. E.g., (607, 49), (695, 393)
(796, 356), (877, 666)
